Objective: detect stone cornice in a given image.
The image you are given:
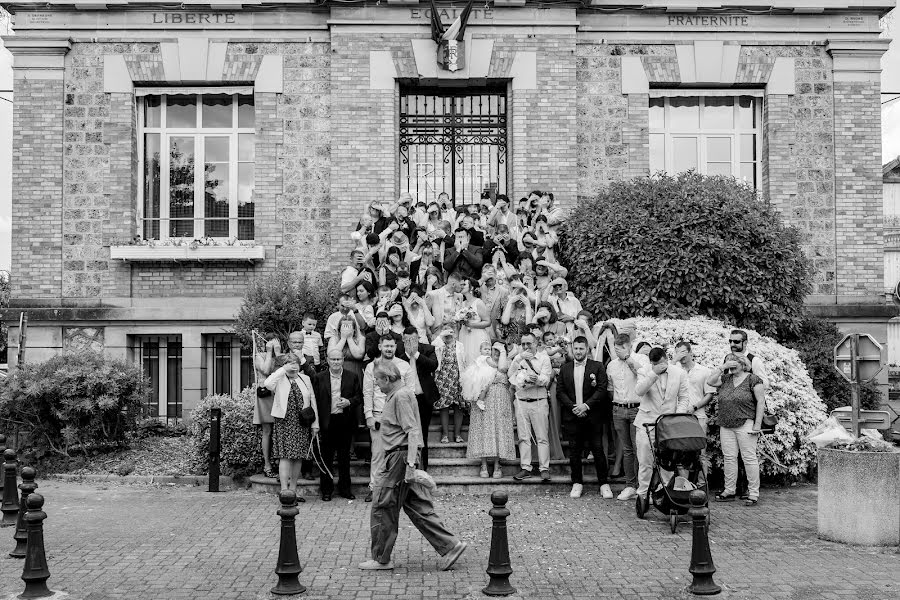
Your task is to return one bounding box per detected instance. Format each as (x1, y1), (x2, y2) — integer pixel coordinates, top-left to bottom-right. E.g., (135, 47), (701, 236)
(2, 37), (72, 55)
(0, 0), (895, 14)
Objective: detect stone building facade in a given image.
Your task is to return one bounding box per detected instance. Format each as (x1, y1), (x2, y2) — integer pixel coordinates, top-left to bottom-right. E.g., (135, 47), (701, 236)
(1, 1), (895, 419)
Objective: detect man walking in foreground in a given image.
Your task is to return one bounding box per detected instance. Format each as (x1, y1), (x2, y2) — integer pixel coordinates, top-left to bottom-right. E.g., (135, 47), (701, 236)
(359, 359), (467, 571)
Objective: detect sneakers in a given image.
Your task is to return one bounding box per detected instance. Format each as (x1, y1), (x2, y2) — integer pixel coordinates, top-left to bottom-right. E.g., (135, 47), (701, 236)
(441, 541), (468, 571)
(540, 470), (551, 482)
(513, 469), (532, 481)
(570, 483), (584, 498)
(359, 559), (394, 570)
(493, 467), (502, 479)
(617, 486), (638, 501)
(600, 484), (614, 499)
(364, 490), (373, 503)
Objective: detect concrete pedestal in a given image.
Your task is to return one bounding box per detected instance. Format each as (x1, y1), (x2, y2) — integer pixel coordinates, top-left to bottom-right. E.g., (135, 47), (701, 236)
(817, 448), (900, 546)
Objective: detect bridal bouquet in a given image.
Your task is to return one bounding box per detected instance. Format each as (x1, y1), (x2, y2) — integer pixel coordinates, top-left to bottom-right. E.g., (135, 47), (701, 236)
(453, 306), (477, 325)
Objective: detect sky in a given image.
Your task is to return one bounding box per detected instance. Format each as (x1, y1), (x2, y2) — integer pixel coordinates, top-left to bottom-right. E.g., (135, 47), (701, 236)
(0, 7), (898, 273)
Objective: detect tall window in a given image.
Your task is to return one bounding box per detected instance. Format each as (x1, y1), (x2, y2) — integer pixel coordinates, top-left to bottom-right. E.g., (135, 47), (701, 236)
(649, 95), (761, 188)
(399, 85), (508, 205)
(141, 93), (256, 240)
(131, 335), (183, 423)
(204, 334), (254, 396)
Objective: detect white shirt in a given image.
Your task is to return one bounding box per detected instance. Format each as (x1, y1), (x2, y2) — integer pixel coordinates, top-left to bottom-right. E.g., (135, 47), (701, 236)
(606, 353), (650, 405)
(683, 362), (715, 420)
(324, 311), (344, 342)
(363, 357), (413, 420)
(408, 351), (424, 395)
(340, 266), (359, 291)
(573, 360), (586, 406)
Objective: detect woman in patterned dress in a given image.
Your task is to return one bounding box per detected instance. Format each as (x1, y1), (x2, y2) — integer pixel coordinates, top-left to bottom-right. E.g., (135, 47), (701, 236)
(464, 342), (516, 479)
(433, 327), (467, 444)
(499, 280), (533, 348)
(264, 353), (319, 494)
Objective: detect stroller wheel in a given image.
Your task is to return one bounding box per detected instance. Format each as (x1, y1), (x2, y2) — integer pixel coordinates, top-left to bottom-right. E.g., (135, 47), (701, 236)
(670, 512), (678, 534)
(635, 493), (646, 519)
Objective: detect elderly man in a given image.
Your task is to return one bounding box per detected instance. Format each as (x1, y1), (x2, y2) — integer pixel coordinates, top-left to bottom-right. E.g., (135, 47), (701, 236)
(634, 347), (692, 504)
(313, 349), (363, 501)
(546, 277), (582, 336)
(362, 335), (413, 503)
(359, 359), (467, 572)
(509, 333), (554, 481)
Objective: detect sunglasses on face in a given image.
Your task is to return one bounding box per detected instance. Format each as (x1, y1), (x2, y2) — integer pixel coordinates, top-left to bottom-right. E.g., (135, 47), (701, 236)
(729, 339), (744, 344)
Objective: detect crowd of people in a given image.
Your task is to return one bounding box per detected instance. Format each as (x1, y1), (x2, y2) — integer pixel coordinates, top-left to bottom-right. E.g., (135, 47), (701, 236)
(250, 189), (771, 515)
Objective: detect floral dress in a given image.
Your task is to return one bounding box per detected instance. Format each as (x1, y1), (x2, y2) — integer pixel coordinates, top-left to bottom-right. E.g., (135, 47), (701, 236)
(499, 311), (528, 345)
(272, 379), (312, 460)
(434, 343), (466, 410)
(466, 367), (516, 460)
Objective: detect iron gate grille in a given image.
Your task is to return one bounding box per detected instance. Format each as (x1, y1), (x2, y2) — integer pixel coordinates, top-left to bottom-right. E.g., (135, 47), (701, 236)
(399, 85), (507, 206)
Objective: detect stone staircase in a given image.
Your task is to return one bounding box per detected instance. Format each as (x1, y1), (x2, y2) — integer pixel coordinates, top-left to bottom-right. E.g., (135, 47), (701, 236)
(250, 413), (610, 497)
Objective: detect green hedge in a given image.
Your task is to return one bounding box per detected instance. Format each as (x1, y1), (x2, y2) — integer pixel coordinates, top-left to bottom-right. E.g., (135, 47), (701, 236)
(0, 352), (147, 456)
(187, 387), (262, 478)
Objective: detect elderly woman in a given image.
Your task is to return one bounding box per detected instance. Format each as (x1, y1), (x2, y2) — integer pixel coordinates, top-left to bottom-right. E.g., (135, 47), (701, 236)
(707, 353), (765, 507)
(264, 353), (320, 496)
(533, 301), (567, 338)
(360, 359), (467, 572)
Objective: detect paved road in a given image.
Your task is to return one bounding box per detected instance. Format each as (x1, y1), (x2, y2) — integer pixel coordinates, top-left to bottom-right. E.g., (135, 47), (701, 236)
(0, 480), (897, 599)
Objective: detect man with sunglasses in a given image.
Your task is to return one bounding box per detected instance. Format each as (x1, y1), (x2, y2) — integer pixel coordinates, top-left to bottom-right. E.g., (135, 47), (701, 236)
(509, 333), (554, 481)
(727, 330), (769, 390)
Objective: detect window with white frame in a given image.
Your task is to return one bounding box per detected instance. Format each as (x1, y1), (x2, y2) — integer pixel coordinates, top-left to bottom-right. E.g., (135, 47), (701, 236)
(203, 334), (254, 396)
(649, 95), (761, 188)
(140, 92), (256, 241)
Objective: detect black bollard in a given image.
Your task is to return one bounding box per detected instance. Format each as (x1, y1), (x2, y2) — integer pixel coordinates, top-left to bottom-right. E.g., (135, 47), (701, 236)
(11, 467), (38, 558)
(208, 407), (222, 493)
(688, 490), (721, 596)
(271, 489), (306, 596)
(21, 493), (53, 599)
(1, 448), (20, 527)
(483, 491), (516, 597)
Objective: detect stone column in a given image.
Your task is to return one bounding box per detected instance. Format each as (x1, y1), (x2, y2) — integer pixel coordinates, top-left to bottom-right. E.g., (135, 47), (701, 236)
(826, 39), (891, 303)
(4, 38), (72, 302)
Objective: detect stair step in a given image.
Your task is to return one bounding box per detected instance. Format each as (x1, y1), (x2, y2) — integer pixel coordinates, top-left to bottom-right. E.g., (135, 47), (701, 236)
(248, 474), (592, 497)
(300, 457), (601, 478)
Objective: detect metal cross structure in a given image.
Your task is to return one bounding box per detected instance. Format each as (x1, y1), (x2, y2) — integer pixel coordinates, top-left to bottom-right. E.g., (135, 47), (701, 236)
(832, 333), (890, 437)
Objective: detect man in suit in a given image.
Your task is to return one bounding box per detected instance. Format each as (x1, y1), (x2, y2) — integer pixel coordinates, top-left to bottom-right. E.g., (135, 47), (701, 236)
(313, 348), (364, 501)
(401, 327), (439, 471)
(634, 346), (693, 501)
(557, 336), (613, 499)
(443, 228), (484, 280)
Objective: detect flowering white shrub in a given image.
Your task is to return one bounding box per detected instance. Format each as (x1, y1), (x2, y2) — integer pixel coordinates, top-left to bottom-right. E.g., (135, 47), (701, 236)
(631, 316), (827, 478)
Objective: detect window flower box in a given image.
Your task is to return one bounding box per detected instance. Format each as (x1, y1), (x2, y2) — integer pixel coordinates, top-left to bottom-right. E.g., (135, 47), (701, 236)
(110, 245), (265, 262)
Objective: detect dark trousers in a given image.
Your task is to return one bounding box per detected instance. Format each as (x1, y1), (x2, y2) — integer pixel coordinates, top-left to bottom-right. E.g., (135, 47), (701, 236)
(567, 418), (609, 486)
(370, 450), (459, 563)
(416, 393), (434, 471)
(318, 414), (354, 496)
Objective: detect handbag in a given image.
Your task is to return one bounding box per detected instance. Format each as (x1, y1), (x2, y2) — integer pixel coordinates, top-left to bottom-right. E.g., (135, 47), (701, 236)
(760, 412), (779, 435)
(299, 406), (317, 427)
(256, 385), (272, 398)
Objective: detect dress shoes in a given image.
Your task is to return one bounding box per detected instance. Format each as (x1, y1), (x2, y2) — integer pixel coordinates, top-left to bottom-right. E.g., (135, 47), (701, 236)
(339, 491), (356, 500)
(322, 494), (332, 502)
(441, 541), (468, 571)
(364, 490), (373, 502)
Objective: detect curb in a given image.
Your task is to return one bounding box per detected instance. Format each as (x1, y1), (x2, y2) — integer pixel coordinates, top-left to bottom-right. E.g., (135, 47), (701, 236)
(47, 473), (242, 488)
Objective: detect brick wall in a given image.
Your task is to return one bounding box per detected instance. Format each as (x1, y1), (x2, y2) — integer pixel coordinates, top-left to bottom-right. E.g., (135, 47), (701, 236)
(11, 77), (65, 300)
(833, 80), (883, 297)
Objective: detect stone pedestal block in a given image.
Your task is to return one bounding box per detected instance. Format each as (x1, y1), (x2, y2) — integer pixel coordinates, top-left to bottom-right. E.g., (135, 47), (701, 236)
(817, 448), (900, 547)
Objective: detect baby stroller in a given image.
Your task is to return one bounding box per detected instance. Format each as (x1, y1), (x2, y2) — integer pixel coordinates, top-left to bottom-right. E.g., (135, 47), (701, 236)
(635, 413), (709, 533)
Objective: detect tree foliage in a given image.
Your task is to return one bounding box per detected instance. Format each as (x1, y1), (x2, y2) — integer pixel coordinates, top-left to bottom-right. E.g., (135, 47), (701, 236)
(232, 270), (339, 347)
(558, 172), (812, 338)
(0, 352), (148, 456)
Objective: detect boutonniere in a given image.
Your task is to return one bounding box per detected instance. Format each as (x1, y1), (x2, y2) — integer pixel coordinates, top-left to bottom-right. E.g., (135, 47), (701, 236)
(589, 373), (597, 387)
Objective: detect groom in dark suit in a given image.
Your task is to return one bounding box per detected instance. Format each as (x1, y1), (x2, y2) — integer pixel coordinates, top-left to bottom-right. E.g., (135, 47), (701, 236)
(557, 336), (612, 499)
(313, 348), (364, 501)
(402, 327), (439, 471)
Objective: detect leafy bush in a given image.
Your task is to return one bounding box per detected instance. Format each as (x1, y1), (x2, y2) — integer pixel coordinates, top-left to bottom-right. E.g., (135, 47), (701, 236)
(781, 315), (883, 413)
(0, 352), (148, 456)
(233, 271), (339, 347)
(558, 172), (812, 338)
(187, 387), (262, 478)
(631, 316), (827, 478)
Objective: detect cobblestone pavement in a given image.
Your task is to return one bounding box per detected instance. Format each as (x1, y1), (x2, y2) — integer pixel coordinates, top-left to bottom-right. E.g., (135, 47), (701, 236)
(0, 480), (897, 600)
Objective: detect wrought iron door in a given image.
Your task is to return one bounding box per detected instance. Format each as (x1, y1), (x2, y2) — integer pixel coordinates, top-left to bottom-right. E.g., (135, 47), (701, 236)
(399, 85), (507, 206)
